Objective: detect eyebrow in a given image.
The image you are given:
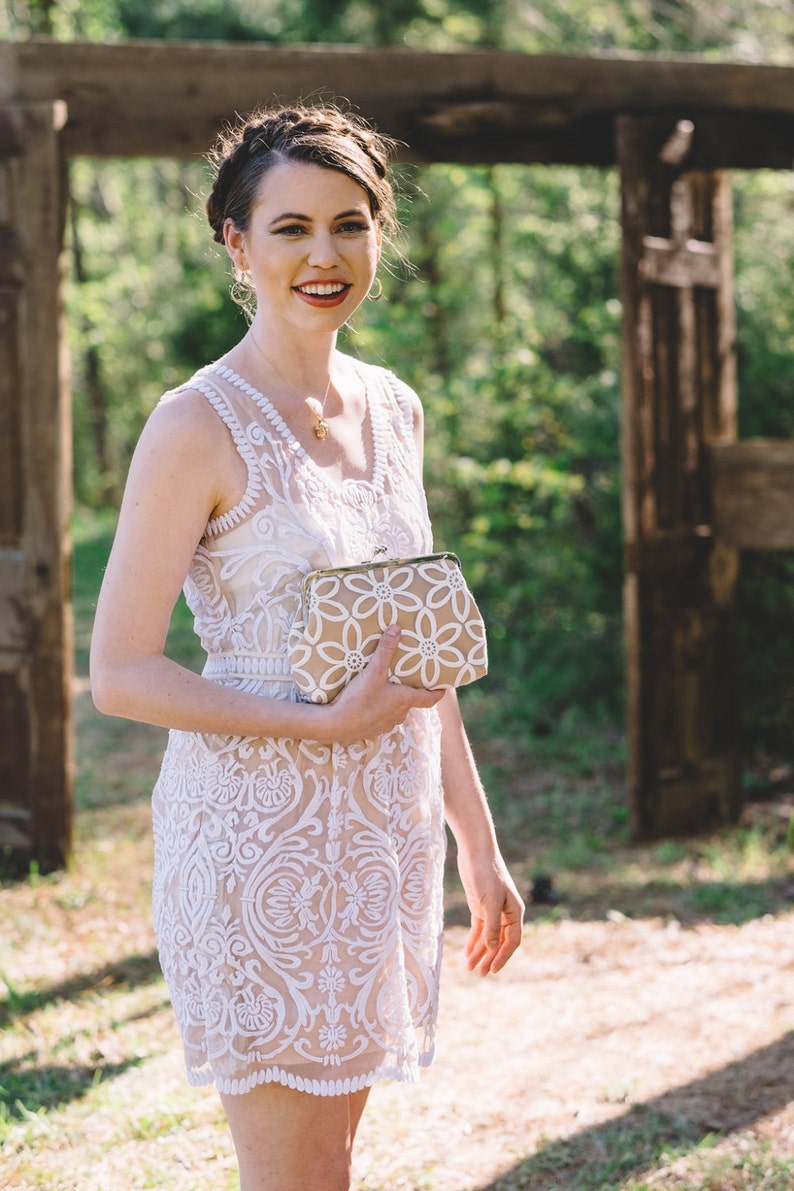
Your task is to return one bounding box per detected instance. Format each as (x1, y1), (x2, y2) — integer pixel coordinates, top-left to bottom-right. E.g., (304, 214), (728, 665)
(268, 207), (368, 227)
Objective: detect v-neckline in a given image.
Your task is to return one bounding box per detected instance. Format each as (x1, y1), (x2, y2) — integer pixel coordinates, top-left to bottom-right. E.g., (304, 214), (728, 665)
(206, 361), (386, 495)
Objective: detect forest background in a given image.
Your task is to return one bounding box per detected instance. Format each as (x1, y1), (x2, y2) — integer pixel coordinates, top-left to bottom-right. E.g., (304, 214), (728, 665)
(3, 0), (794, 772)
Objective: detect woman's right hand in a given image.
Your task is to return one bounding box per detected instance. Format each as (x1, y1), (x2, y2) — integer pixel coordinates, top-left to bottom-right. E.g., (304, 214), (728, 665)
(325, 626), (445, 744)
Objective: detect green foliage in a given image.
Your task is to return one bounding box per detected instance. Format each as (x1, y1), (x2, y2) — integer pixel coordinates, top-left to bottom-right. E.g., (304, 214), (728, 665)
(5, 0), (794, 54)
(731, 171), (794, 756)
(351, 164), (625, 722)
(67, 158), (245, 505)
(6, 0), (793, 754)
(64, 158), (794, 753)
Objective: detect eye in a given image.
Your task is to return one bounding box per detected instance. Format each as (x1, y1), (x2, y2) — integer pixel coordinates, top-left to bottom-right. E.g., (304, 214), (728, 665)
(273, 223), (307, 237)
(337, 221), (369, 234)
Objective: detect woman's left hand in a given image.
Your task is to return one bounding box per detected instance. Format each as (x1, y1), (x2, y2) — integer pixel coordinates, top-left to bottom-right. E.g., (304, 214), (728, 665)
(456, 849), (525, 976)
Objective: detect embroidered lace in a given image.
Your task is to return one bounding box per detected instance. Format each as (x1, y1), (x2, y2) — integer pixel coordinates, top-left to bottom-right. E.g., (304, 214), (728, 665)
(151, 361), (446, 1096)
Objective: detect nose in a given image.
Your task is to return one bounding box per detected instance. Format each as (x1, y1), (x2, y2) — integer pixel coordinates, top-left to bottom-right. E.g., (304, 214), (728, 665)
(307, 228), (339, 268)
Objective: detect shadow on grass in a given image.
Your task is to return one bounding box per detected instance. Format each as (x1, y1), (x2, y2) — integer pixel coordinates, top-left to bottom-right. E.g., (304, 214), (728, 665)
(479, 1030), (794, 1191)
(446, 861), (794, 928)
(0, 950), (163, 1027)
(534, 875), (794, 927)
(0, 1055), (145, 1117)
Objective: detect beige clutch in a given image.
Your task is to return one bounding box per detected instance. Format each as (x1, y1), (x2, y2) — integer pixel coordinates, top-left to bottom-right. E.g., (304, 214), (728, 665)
(288, 550), (488, 703)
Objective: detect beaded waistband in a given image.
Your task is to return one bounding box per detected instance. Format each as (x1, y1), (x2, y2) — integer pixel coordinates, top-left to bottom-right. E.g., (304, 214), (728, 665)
(204, 654), (293, 680)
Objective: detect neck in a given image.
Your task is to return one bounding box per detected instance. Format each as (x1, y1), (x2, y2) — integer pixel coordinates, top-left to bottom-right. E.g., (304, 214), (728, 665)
(246, 319), (338, 391)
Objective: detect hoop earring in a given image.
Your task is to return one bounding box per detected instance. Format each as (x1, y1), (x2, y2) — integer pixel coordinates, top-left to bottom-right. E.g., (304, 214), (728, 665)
(368, 276), (383, 301)
(229, 267), (256, 319)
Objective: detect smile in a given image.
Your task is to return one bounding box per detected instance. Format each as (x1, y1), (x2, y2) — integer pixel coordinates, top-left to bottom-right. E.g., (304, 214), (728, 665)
(294, 282), (350, 296)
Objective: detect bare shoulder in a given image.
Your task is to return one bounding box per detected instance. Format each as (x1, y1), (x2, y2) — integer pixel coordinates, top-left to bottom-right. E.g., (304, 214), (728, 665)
(145, 384), (228, 452)
(124, 382), (245, 522)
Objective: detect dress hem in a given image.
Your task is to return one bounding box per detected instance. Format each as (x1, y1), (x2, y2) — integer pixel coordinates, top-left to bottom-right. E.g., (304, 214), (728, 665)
(186, 1047), (436, 1097)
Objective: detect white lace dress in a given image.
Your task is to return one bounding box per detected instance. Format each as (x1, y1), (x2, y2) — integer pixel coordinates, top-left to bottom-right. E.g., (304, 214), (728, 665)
(151, 360), (446, 1096)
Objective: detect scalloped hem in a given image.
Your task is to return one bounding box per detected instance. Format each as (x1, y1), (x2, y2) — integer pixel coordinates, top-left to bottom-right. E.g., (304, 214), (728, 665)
(186, 1047), (436, 1097)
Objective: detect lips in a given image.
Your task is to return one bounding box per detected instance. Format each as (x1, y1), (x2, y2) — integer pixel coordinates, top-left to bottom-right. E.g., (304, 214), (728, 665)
(293, 280), (352, 307)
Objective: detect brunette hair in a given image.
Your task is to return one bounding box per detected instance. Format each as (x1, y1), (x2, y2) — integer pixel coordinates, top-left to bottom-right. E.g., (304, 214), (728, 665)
(205, 103), (399, 245)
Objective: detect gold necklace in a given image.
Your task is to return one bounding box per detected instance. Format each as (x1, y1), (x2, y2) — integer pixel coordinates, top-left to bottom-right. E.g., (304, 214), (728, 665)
(307, 378), (332, 441)
(247, 332), (334, 441)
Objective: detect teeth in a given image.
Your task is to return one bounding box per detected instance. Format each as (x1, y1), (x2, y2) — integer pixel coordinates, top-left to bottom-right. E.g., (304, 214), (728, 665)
(298, 283), (347, 296)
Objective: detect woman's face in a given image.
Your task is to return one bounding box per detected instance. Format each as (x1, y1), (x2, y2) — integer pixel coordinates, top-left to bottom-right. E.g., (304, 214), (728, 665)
(224, 158), (382, 336)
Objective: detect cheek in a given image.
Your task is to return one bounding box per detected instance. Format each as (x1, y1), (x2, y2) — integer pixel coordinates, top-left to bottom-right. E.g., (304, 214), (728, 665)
(365, 237), (381, 271)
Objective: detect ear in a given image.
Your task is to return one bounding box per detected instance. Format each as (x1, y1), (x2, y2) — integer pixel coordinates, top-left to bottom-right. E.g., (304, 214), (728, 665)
(223, 218), (247, 271)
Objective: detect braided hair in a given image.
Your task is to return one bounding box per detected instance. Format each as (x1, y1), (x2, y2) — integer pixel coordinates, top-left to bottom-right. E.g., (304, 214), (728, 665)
(206, 104), (399, 246)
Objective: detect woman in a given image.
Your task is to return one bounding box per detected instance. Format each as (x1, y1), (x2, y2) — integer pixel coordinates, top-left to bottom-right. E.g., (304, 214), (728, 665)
(90, 104), (524, 1191)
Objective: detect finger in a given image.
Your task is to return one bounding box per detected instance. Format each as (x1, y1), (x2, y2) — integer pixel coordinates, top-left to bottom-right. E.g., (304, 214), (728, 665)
(466, 902), (503, 974)
(364, 625), (402, 682)
(464, 918), (488, 969)
(488, 921), (524, 974)
(465, 900), (524, 975)
(478, 904), (524, 975)
(411, 686), (446, 709)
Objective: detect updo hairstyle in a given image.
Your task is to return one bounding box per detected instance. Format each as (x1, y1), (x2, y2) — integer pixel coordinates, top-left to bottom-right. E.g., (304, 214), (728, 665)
(206, 103), (399, 246)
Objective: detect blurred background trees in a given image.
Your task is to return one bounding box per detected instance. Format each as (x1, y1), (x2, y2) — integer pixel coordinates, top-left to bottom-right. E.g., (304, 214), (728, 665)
(2, 0), (792, 763)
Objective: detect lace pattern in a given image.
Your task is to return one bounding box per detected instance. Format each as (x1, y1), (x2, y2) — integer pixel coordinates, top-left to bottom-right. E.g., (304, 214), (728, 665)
(151, 361), (446, 1095)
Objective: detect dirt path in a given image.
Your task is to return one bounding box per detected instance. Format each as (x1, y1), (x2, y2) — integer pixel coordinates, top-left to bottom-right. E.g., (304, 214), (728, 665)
(3, 682), (791, 1188)
(355, 916), (794, 1188)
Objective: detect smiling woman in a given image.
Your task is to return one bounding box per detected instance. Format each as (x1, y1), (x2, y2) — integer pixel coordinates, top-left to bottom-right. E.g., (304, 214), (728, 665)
(88, 103), (523, 1191)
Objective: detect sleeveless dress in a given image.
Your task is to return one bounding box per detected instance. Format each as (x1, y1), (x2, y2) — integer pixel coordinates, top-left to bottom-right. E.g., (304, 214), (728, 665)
(151, 360), (446, 1097)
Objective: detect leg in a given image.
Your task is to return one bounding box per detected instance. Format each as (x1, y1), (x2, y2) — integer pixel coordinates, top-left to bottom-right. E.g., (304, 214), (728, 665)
(219, 1082), (371, 1191)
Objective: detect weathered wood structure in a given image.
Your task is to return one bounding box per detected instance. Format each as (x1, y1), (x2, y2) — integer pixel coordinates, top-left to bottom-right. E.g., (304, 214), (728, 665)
(1, 41), (794, 864)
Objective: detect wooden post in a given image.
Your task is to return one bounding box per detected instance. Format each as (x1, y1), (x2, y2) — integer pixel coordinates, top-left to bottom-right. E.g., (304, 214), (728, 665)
(618, 116), (741, 838)
(0, 102), (72, 871)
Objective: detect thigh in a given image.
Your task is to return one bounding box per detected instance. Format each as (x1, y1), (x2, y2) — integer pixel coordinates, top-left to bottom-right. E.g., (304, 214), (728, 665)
(219, 1082), (370, 1191)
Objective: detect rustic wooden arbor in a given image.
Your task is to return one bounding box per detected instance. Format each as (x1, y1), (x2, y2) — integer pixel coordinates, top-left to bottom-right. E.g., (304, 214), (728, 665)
(2, 41), (794, 867)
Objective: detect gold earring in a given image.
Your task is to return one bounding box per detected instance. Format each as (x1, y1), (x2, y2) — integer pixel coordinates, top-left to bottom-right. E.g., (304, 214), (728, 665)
(230, 266), (255, 316)
(368, 276), (383, 301)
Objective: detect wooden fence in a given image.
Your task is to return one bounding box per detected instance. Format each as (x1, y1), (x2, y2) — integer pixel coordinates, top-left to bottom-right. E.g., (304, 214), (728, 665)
(1, 41), (793, 864)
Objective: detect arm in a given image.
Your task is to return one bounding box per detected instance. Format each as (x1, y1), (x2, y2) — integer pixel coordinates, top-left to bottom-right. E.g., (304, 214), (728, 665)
(90, 391), (443, 745)
(396, 376), (524, 968)
(439, 689), (525, 975)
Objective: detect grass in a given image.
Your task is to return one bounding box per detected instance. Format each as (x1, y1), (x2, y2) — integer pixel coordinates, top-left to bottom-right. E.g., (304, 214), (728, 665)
(488, 1118), (794, 1191)
(1, 511), (792, 1190)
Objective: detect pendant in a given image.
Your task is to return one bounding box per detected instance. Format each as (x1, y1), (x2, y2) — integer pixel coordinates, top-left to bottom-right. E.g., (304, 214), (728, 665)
(314, 418), (330, 441)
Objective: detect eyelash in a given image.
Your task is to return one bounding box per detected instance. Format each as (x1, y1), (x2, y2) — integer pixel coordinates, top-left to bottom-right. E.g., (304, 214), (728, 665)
(274, 222), (369, 237)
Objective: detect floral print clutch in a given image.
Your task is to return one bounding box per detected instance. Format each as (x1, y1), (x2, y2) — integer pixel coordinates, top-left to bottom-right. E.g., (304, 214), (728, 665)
(288, 551), (488, 703)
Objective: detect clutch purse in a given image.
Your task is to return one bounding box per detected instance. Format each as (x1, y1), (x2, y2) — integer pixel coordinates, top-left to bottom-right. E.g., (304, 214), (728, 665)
(288, 549), (488, 703)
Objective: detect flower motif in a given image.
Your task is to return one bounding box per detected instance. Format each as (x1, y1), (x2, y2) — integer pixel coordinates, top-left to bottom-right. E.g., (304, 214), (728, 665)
(232, 986), (278, 1034)
(183, 974), (225, 1029)
(344, 566), (423, 623)
(265, 873), (322, 935)
(204, 757), (247, 808)
(339, 866), (392, 931)
(394, 611), (468, 688)
(319, 1022), (348, 1051)
(340, 481), (374, 508)
(326, 807), (344, 841)
(250, 763), (298, 811)
(318, 965), (346, 995)
(304, 616), (375, 694)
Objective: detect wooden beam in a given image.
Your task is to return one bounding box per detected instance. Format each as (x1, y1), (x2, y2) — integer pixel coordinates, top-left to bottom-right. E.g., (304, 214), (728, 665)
(2, 40), (794, 166)
(712, 440), (794, 549)
(619, 117), (741, 839)
(0, 102), (73, 871)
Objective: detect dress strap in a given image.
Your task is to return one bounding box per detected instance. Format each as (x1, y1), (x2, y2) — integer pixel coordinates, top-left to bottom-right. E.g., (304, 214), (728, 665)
(379, 368), (424, 480)
(381, 369), (416, 436)
(174, 370), (264, 536)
